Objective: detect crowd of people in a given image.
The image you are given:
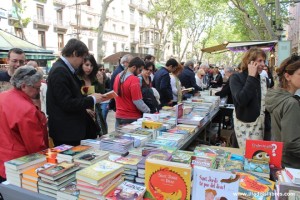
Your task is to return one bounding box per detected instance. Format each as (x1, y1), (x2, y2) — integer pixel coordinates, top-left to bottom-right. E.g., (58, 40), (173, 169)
(0, 39), (300, 184)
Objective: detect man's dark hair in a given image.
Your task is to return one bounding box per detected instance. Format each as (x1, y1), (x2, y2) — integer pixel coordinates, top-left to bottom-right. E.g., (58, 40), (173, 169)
(145, 62), (155, 70)
(8, 48), (24, 58)
(77, 54), (98, 80)
(166, 58), (178, 68)
(128, 57), (145, 69)
(61, 38), (89, 57)
(144, 54), (154, 62)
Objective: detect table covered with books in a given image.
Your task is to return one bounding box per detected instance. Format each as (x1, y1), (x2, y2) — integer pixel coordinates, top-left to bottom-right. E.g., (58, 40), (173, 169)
(1, 93), (299, 200)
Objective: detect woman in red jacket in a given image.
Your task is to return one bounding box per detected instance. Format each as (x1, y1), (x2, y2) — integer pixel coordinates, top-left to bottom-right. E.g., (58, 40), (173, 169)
(0, 65), (48, 182)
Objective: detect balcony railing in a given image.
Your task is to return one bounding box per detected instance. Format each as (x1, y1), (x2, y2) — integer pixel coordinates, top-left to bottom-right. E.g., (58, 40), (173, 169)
(33, 16), (51, 26)
(53, 0), (66, 6)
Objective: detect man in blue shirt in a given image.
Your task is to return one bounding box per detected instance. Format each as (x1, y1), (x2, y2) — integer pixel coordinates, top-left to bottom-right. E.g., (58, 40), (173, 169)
(153, 58), (178, 107)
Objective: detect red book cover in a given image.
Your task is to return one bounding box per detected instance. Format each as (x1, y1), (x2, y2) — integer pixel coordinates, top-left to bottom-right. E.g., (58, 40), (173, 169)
(245, 140), (283, 168)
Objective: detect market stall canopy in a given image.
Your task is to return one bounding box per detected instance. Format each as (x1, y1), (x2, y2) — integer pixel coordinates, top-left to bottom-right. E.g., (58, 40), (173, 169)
(0, 29), (56, 60)
(201, 40), (278, 53)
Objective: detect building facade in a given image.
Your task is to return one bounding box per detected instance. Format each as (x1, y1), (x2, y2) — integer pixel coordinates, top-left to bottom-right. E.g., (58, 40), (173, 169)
(287, 3), (300, 54)
(0, 0), (177, 68)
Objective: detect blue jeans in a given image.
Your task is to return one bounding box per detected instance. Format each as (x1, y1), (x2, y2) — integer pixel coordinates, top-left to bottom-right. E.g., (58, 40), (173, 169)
(101, 102), (109, 121)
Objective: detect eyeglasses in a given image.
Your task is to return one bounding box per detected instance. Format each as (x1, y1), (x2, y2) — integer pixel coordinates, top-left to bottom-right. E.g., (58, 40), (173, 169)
(99, 69), (105, 71)
(29, 85), (41, 90)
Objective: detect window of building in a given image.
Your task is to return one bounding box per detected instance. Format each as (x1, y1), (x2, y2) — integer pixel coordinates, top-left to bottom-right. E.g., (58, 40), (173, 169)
(102, 41), (107, 53)
(87, 17), (92, 27)
(88, 39), (93, 51)
(140, 32), (143, 43)
(113, 43), (117, 53)
(38, 31), (46, 48)
(56, 10), (62, 25)
(58, 33), (64, 50)
(144, 47), (148, 54)
(122, 26), (125, 32)
(145, 31), (149, 44)
(121, 10), (124, 19)
(130, 8), (134, 18)
(122, 44), (125, 51)
(131, 45), (135, 53)
(112, 7), (115, 16)
(130, 28), (135, 40)
(113, 24), (116, 32)
(37, 5), (44, 21)
(139, 12), (143, 24)
(14, 27), (24, 39)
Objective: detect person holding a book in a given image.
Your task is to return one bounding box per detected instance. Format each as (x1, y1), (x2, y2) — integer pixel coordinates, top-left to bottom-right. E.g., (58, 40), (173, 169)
(77, 54), (108, 137)
(0, 65), (49, 182)
(114, 57), (150, 128)
(170, 63), (184, 105)
(265, 55), (300, 169)
(230, 47), (268, 148)
(47, 39), (108, 147)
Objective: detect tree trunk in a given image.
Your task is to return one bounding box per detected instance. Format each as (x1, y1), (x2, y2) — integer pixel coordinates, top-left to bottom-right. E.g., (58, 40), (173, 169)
(12, 0), (27, 41)
(250, 0), (277, 39)
(97, 0), (114, 63)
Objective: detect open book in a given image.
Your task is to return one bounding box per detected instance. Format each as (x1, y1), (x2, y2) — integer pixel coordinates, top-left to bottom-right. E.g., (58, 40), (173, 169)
(104, 90), (118, 100)
(181, 87), (194, 92)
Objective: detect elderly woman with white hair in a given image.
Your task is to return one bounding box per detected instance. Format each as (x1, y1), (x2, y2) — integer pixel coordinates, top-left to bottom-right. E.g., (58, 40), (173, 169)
(0, 65), (48, 182)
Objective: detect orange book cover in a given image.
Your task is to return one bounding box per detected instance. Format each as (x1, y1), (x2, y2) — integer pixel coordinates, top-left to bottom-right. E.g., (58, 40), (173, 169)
(39, 144), (73, 163)
(145, 159), (192, 200)
(22, 162), (55, 181)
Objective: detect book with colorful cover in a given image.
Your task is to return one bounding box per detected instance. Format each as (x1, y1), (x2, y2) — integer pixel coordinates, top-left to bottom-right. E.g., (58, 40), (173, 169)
(171, 150), (194, 164)
(145, 139), (178, 148)
(37, 161), (80, 180)
(39, 144), (73, 163)
(145, 158), (192, 200)
(244, 159), (270, 178)
(191, 156), (217, 169)
(176, 124), (198, 133)
(4, 153), (46, 170)
(192, 167), (240, 200)
(58, 145), (91, 159)
(115, 154), (143, 170)
(138, 151), (172, 169)
(76, 160), (124, 186)
(245, 140), (283, 168)
(22, 162), (55, 181)
(74, 149), (109, 165)
(235, 170), (275, 200)
(81, 85), (95, 95)
(142, 121), (163, 129)
(106, 180), (146, 200)
(104, 90), (118, 100)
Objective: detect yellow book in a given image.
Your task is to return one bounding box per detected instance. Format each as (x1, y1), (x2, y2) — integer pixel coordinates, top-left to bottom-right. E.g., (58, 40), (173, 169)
(81, 85), (95, 95)
(145, 158), (192, 200)
(76, 160), (124, 186)
(142, 121), (163, 129)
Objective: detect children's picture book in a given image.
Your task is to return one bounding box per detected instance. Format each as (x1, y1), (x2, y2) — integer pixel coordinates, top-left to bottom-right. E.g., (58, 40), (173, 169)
(4, 153), (46, 170)
(106, 181), (146, 200)
(244, 159), (270, 178)
(115, 155), (143, 169)
(245, 140), (283, 168)
(145, 159), (192, 200)
(191, 156), (216, 169)
(142, 121), (163, 129)
(192, 167), (240, 200)
(171, 150), (194, 164)
(58, 145), (91, 158)
(22, 162), (55, 181)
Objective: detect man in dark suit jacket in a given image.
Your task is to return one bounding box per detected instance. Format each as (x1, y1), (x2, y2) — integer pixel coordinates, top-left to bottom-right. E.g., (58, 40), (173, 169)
(47, 39), (106, 146)
(215, 67), (234, 104)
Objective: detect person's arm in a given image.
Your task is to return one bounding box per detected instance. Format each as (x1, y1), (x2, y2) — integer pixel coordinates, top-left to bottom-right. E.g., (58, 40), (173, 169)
(133, 99), (150, 113)
(229, 73), (260, 106)
(215, 82), (230, 98)
(130, 79), (150, 113)
(19, 109), (48, 153)
(48, 67), (94, 112)
(281, 100), (300, 158)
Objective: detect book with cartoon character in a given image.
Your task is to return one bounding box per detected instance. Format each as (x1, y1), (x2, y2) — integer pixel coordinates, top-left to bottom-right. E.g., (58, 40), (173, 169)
(245, 140), (283, 168)
(192, 167), (239, 200)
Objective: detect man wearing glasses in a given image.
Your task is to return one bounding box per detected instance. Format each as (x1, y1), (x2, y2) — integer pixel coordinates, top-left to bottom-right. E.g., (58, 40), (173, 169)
(0, 48), (26, 92)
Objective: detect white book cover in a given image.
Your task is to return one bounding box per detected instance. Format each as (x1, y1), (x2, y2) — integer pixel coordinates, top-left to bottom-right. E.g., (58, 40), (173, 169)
(192, 167), (239, 200)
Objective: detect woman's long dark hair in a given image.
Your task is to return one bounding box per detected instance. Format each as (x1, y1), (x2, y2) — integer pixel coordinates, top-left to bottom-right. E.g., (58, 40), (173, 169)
(77, 54), (98, 80)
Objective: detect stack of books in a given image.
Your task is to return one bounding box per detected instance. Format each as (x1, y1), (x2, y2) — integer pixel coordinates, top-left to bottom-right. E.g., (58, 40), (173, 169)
(39, 144), (73, 164)
(121, 133), (150, 148)
(21, 161), (55, 192)
(4, 153), (46, 187)
(37, 161), (80, 198)
(105, 181), (146, 200)
(56, 145), (91, 163)
(76, 160), (124, 199)
(171, 150), (194, 164)
(57, 181), (79, 200)
(100, 136), (133, 154)
(80, 139), (101, 149)
(274, 168), (300, 198)
(114, 154), (143, 182)
(145, 139), (178, 148)
(136, 150), (172, 184)
(156, 132), (185, 146)
(74, 149), (109, 168)
(191, 155), (217, 169)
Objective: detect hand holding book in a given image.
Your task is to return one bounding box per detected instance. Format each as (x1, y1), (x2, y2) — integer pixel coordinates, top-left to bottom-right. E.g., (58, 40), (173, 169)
(181, 87), (194, 94)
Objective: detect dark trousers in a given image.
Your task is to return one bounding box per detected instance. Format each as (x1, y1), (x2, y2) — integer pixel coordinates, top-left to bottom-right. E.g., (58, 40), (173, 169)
(53, 140), (81, 147)
(115, 118), (138, 130)
(0, 176), (6, 183)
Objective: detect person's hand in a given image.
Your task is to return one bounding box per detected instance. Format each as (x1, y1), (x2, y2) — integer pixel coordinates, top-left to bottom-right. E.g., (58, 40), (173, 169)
(91, 93), (109, 103)
(86, 109), (95, 119)
(194, 92), (201, 97)
(96, 71), (104, 84)
(248, 61), (258, 77)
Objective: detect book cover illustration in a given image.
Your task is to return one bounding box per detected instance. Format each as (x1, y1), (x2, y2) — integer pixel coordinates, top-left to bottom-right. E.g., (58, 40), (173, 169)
(172, 150), (194, 164)
(245, 140), (283, 168)
(74, 149), (109, 163)
(22, 162), (55, 180)
(192, 167), (240, 200)
(244, 159), (270, 175)
(59, 145), (91, 157)
(142, 121), (163, 129)
(38, 161), (77, 177)
(39, 144), (73, 163)
(115, 155), (143, 166)
(58, 181), (79, 197)
(81, 85), (95, 95)
(145, 159), (191, 200)
(106, 181), (146, 200)
(5, 153), (45, 167)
